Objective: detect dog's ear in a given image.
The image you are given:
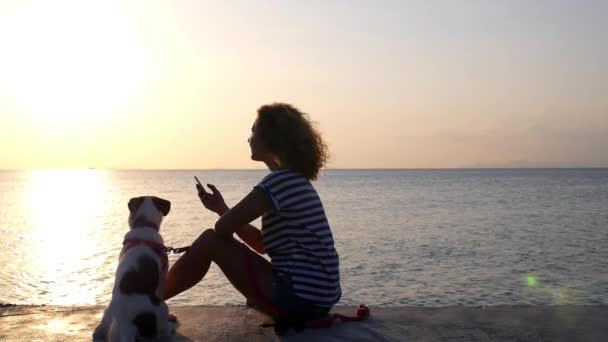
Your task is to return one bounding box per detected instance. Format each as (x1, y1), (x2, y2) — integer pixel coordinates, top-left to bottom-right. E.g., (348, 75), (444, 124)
(152, 197), (171, 216)
(128, 197), (144, 213)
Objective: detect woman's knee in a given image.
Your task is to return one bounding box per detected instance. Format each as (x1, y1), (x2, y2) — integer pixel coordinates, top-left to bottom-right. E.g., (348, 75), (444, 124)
(199, 228), (217, 240)
(191, 228), (218, 255)
(192, 228), (241, 258)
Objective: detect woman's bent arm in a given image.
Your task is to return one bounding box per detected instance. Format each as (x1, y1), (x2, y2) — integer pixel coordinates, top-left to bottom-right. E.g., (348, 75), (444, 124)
(215, 188), (270, 254)
(235, 224), (265, 254)
(216, 206), (265, 254)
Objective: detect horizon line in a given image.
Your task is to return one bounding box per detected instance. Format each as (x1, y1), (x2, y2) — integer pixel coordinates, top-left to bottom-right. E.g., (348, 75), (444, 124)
(2, 167), (608, 172)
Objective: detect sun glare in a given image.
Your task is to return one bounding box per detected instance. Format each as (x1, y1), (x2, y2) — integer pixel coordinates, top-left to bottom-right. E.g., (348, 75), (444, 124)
(0, 1), (147, 124)
(22, 169), (110, 304)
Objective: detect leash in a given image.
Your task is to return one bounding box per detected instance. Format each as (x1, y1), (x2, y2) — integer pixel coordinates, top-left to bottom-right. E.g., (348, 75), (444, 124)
(165, 245), (191, 254)
(123, 239), (190, 273)
(123, 239), (190, 255)
(258, 304), (370, 332)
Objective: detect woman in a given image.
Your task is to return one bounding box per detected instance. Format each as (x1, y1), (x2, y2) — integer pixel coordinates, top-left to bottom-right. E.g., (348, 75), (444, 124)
(164, 103), (341, 325)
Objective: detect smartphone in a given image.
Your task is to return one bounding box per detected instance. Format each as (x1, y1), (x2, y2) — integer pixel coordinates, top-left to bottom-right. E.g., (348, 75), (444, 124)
(194, 176), (203, 187)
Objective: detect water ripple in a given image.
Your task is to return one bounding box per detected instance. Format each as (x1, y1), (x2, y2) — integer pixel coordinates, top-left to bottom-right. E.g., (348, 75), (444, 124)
(1, 169), (607, 306)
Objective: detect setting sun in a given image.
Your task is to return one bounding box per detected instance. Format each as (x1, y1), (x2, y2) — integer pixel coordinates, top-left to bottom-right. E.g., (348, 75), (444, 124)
(0, 0), (147, 124)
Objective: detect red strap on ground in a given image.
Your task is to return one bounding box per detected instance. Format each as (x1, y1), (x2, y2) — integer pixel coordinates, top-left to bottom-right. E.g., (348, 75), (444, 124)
(307, 304), (370, 328)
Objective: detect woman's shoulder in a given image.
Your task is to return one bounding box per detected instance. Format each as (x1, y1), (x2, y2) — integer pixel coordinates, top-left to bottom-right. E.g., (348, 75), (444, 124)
(260, 169), (306, 185)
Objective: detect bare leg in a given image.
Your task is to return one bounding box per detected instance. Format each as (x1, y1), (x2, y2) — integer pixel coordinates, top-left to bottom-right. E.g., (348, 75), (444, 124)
(164, 229), (273, 314)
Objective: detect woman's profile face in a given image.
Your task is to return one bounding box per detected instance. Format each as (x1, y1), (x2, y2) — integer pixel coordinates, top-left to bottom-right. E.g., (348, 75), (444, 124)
(248, 120), (266, 161)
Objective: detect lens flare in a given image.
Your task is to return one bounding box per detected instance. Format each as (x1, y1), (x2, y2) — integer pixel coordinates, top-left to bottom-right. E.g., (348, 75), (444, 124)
(555, 290), (570, 304)
(526, 275), (538, 287)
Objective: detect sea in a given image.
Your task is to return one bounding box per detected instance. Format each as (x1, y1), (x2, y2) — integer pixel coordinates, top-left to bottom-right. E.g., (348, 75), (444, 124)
(0, 169), (606, 307)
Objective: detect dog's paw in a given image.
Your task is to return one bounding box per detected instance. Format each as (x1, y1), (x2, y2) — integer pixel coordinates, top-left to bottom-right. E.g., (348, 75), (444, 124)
(168, 319), (180, 335)
(92, 326), (107, 341)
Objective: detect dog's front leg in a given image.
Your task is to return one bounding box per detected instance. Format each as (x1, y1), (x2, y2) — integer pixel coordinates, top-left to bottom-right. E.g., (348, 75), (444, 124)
(92, 305), (112, 340)
(157, 301), (175, 340)
(117, 322), (137, 342)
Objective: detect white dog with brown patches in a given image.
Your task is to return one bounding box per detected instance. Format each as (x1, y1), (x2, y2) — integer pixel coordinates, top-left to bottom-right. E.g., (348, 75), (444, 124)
(93, 196), (174, 341)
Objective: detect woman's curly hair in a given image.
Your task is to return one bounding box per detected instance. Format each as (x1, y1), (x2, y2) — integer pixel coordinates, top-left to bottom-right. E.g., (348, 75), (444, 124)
(256, 103), (329, 180)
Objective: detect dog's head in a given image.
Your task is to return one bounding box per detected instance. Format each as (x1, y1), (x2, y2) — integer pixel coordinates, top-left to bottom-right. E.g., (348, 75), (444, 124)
(128, 196), (171, 231)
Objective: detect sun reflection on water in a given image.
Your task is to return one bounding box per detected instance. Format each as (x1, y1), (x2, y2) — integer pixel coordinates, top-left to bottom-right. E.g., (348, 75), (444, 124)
(22, 169), (111, 305)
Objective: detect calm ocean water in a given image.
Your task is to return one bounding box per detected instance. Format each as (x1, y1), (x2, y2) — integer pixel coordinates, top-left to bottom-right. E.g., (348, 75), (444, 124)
(0, 169), (606, 307)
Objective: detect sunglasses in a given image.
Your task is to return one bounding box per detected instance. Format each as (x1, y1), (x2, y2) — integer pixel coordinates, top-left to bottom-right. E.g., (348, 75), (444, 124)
(128, 196), (171, 216)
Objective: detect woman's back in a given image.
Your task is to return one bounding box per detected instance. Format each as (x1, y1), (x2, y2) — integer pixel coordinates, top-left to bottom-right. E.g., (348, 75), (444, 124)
(256, 169), (341, 307)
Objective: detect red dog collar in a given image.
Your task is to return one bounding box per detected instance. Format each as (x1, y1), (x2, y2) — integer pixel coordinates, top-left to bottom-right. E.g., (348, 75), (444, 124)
(123, 238), (169, 271)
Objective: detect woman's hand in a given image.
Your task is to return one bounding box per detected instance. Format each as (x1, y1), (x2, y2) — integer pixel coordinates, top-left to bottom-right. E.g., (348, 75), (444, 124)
(197, 183), (229, 216)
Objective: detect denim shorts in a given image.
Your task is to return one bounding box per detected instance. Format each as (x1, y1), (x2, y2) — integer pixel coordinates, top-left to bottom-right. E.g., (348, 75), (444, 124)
(271, 270), (330, 320)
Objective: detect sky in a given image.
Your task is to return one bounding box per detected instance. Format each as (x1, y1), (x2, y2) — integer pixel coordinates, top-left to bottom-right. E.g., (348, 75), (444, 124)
(0, 0), (606, 169)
